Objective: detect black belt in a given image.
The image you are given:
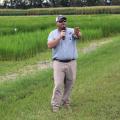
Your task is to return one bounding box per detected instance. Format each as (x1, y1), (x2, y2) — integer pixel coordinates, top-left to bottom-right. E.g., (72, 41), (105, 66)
(53, 58), (75, 63)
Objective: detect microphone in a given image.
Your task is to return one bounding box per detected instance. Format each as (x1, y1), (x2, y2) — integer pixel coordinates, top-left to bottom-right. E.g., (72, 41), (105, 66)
(62, 30), (66, 40)
(61, 27), (66, 40)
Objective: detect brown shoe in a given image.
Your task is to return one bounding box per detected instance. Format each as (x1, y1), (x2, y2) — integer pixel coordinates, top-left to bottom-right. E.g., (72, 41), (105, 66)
(61, 100), (71, 109)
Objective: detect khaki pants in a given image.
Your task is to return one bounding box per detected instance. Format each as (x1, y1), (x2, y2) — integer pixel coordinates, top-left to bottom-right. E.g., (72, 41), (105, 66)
(51, 60), (76, 107)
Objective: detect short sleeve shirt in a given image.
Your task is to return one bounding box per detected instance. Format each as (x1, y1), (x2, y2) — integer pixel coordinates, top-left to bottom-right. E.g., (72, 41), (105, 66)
(48, 28), (78, 60)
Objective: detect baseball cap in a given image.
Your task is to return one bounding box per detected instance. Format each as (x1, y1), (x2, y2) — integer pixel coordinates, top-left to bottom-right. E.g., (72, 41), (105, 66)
(56, 15), (67, 22)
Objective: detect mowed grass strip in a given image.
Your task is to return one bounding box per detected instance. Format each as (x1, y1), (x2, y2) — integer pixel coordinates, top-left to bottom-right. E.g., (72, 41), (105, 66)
(0, 36), (120, 120)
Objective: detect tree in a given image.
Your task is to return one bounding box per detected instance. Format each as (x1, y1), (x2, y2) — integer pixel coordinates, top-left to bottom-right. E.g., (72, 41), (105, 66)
(104, 0), (112, 5)
(2, 0), (45, 8)
(49, 0), (57, 7)
(60, 0), (70, 7)
(112, 0), (120, 5)
(86, 0), (100, 6)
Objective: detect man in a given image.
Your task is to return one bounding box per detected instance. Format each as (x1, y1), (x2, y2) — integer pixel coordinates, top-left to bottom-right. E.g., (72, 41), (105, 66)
(47, 15), (81, 112)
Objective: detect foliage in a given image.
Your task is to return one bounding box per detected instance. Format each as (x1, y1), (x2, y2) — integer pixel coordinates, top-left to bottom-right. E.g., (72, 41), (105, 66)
(1, 0), (120, 8)
(0, 35), (120, 119)
(0, 6), (120, 15)
(0, 15), (120, 60)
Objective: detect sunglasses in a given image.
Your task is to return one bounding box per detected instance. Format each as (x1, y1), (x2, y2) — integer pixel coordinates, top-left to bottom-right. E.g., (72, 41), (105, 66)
(58, 20), (67, 23)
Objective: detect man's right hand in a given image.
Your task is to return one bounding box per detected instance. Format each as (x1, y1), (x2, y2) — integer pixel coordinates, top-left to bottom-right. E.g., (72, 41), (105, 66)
(48, 30), (66, 48)
(60, 30), (66, 40)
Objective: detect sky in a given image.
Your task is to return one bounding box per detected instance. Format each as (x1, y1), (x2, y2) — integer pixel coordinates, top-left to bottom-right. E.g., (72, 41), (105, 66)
(0, 0), (4, 4)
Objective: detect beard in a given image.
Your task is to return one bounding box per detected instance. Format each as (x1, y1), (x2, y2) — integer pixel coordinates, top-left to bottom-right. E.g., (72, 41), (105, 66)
(61, 25), (66, 30)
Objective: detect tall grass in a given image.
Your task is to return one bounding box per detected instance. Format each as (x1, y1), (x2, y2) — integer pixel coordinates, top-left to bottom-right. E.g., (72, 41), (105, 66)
(0, 30), (51, 60)
(0, 15), (120, 60)
(0, 16), (54, 35)
(68, 15), (120, 39)
(0, 6), (120, 16)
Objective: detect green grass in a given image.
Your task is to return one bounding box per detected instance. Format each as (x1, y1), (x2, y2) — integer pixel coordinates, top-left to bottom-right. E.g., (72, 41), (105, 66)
(0, 50), (51, 75)
(0, 15), (120, 60)
(0, 6), (120, 16)
(0, 16), (54, 35)
(0, 35), (114, 76)
(0, 30), (51, 60)
(0, 35), (120, 120)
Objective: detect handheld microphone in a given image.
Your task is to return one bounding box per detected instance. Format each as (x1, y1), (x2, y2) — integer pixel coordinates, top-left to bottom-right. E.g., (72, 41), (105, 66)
(62, 30), (65, 40)
(61, 27), (66, 40)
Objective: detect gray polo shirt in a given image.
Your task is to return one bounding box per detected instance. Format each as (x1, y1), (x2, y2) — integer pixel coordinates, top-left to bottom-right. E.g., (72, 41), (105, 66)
(48, 28), (78, 60)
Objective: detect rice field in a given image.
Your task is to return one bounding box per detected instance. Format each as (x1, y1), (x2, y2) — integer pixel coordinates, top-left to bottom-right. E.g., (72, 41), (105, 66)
(0, 6), (120, 15)
(0, 15), (120, 60)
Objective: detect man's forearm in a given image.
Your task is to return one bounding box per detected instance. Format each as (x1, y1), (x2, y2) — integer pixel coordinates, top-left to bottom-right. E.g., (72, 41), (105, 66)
(48, 36), (61, 49)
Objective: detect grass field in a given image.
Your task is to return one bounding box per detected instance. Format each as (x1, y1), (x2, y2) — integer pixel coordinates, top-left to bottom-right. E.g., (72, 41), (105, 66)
(0, 35), (120, 120)
(0, 14), (120, 120)
(0, 15), (120, 60)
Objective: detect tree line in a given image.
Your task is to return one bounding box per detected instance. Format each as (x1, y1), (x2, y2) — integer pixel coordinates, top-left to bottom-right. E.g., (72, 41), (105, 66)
(0, 0), (120, 9)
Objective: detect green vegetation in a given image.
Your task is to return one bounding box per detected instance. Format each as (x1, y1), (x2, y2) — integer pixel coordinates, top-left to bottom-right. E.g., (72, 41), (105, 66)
(0, 15), (120, 60)
(0, 35), (120, 120)
(0, 6), (120, 16)
(0, 30), (50, 60)
(0, 16), (54, 35)
(0, 13), (120, 119)
(0, 50), (51, 75)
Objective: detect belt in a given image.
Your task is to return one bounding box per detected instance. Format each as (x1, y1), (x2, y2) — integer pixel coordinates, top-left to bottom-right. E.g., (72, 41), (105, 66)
(53, 58), (75, 63)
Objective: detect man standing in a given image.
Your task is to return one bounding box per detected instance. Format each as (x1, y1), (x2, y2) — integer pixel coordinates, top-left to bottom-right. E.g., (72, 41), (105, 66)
(47, 15), (81, 112)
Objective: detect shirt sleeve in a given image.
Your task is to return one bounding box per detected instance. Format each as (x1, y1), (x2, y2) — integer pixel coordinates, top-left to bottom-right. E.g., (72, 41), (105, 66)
(69, 28), (74, 34)
(48, 31), (54, 42)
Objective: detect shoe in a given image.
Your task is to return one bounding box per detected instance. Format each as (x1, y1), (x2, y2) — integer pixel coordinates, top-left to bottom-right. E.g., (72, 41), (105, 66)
(61, 100), (70, 109)
(52, 106), (59, 113)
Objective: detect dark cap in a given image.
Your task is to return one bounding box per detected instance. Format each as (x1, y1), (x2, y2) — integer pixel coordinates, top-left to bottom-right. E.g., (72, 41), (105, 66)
(56, 15), (67, 22)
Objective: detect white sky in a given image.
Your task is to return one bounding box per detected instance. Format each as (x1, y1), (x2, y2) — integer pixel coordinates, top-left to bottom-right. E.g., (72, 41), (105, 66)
(0, 0), (4, 4)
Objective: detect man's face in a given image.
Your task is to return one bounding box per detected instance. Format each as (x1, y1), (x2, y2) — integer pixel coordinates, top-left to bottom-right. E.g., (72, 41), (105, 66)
(56, 19), (67, 30)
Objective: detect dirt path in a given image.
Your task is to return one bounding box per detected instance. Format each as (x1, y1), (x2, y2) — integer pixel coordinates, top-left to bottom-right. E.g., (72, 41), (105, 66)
(0, 39), (112, 82)
(0, 61), (52, 82)
(80, 40), (112, 54)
